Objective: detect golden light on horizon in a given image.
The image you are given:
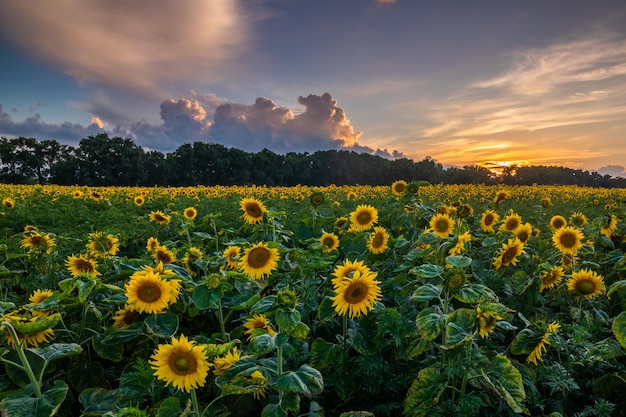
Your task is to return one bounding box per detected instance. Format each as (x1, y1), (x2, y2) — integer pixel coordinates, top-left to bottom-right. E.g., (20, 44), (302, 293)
(477, 160), (529, 176)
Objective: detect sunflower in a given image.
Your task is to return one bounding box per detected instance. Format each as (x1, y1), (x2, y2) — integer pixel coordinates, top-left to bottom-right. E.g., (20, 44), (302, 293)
(125, 271), (173, 314)
(239, 242), (280, 279)
(133, 196), (145, 206)
(183, 207), (197, 220)
(2, 311), (59, 348)
(146, 237), (160, 252)
(73, 190), (84, 199)
(150, 211), (171, 225)
(480, 210), (499, 233)
(21, 232), (56, 255)
(493, 238), (525, 269)
(539, 266), (565, 292)
(429, 213), (454, 238)
(457, 203), (473, 219)
(2, 198), (15, 209)
(86, 231), (119, 258)
(527, 322), (560, 366)
(182, 247), (204, 277)
(499, 212), (522, 233)
(549, 215), (567, 231)
(349, 205), (378, 232)
(600, 215), (617, 238)
(334, 216), (348, 231)
(346, 191), (357, 200)
(391, 180), (407, 196)
(66, 254), (101, 277)
(515, 222), (533, 244)
(493, 190), (509, 204)
(112, 305), (139, 329)
(240, 197), (266, 224)
(310, 192), (325, 207)
(222, 246), (241, 270)
(567, 269), (605, 300)
(151, 334), (210, 392)
(243, 314), (277, 340)
(367, 226), (390, 254)
(320, 232), (340, 253)
(331, 270), (382, 319)
(569, 212), (588, 227)
(552, 226), (583, 255)
(153, 245), (176, 264)
(331, 258), (373, 287)
(448, 231), (471, 256)
(476, 304), (504, 339)
(29, 289), (53, 304)
(213, 347), (247, 376)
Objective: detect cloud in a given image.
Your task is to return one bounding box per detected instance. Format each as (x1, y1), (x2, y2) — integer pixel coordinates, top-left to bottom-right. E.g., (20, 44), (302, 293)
(597, 165), (626, 178)
(0, 0), (251, 99)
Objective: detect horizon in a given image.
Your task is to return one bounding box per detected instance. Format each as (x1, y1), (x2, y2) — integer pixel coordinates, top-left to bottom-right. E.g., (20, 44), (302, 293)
(1, 1), (625, 177)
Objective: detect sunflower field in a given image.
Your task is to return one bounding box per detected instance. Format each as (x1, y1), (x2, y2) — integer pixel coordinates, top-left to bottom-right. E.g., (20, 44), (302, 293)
(0, 182), (625, 417)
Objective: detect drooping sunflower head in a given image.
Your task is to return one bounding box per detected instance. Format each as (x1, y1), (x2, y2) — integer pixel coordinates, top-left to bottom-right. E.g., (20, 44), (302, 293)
(448, 231), (472, 256)
(240, 197), (266, 225)
(349, 205), (378, 232)
(567, 269), (605, 300)
(29, 289), (54, 305)
(320, 232), (340, 253)
(331, 258), (372, 287)
(429, 213), (454, 238)
(183, 207), (197, 220)
(480, 210), (500, 233)
(87, 231), (119, 258)
(2, 311), (59, 348)
(125, 271), (173, 314)
(112, 305), (140, 329)
(213, 347), (246, 376)
(549, 215), (567, 231)
(539, 265), (565, 292)
(499, 212), (522, 232)
(65, 254), (101, 277)
(493, 237), (525, 269)
(150, 334), (210, 392)
(367, 226), (390, 254)
(150, 211), (171, 225)
(331, 270), (382, 319)
(552, 226), (584, 256)
(243, 314), (277, 340)
(476, 303), (505, 339)
(239, 242), (280, 280)
(222, 246), (241, 270)
(600, 215), (618, 238)
(493, 190), (509, 204)
(391, 180), (407, 196)
(334, 216), (348, 231)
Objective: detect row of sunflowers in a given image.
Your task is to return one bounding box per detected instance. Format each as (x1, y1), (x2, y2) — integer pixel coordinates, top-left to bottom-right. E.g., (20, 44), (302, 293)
(0, 181), (625, 416)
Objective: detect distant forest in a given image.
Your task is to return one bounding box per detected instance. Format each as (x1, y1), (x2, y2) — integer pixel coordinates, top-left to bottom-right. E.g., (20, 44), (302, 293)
(1, 134), (625, 188)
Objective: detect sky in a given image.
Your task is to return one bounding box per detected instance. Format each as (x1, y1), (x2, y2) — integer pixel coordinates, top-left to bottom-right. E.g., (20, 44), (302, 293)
(1, 0), (626, 177)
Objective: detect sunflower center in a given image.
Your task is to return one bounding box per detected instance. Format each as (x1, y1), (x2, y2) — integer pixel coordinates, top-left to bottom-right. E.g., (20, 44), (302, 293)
(77, 260), (95, 273)
(559, 232), (577, 248)
(501, 247), (518, 264)
(395, 184), (405, 193)
(575, 279), (596, 295)
(248, 247), (270, 268)
(154, 214), (167, 222)
(517, 231), (529, 242)
(435, 219), (450, 233)
(356, 212), (372, 225)
(31, 236), (43, 246)
(246, 203), (262, 217)
(543, 272), (558, 285)
(484, 214), (495, 226)
(169, 351), (197, 375)
(506, 219), (519, 230)
(344, 282), (368, 304)
(322, 237), (335, 247)
(138, 283), (162, 303)
(553, 219), (566, 229)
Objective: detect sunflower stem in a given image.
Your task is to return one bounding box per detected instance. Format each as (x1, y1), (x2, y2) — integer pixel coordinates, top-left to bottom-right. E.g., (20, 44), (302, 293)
(0, 321), (42, 398)
(190, 388), (200, 417)
(342, 314), (348, 376)
(277, 344), (284, 376)
(217, 298), (228, 342)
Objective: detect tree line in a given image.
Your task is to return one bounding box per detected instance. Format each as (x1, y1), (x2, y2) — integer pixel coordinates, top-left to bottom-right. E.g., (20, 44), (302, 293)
(1, 134), (624, 187)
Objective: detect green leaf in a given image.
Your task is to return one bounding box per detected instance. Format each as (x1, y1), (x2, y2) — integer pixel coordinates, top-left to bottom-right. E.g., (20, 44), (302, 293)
(276, 365), (323, 396)
(0, 301), (16, 314)
(0, 380), (68, 417)
(192, 285), (222, 310)
(607, 280), (626, 300)
(29, 343), (82, 363)
(403, 366), (447, 417)
(482, 355), (527, 414)
(76, 277), (97, 303)
(415, 307), (446, 341)
(275, 310), (301, 334)
(510, 328), (536, 355)
(262, 403), (288, 417)
(250, 334), (276, 355)
(445, 308), (476, 348)
(93, 334), (124, 362)
(79, 387), (124, 414)
(203, 339), (240, 358)
(292, 322), (310, 340)
(230, 293), (261, 311)
(155, 396), (183, 417)
(280, 391), (301, 413)
(145, 313), (179, 338)
(410, 263), (444, 278)
(100, 322), (145, 345)
(411, 284), (442, 303)
(445, 255), (472, 268)
(250, 295), (277, 313)
(612, 311), (626, 350)
(454, 283), (497, 304)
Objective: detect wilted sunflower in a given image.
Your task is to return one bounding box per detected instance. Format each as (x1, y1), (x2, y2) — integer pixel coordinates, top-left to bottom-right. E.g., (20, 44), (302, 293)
(213, 347), (246, 376)
(66, 254), (101, 277)
(480, 210), (500, 233)
(515, 222), (533, 244)
(112, 305), (139, 329)
(549, 215), (567, 231)
(183, 207), (197, 220)
(569, 212), (588, 227)
(146, 237), (160, 252)
(552, 226), (583, 255)
(429, 213), (454, 238)
(331, 270), (382, 319)
(240, 197), (266, 224)
(567, 269), (605, 300)
(391, 180), (407, 196)
(349, 205), (378, 232)
(367, 226), (390, 254)
(149, 211), (171, 225)
(320, 232), (340, 253)
(125, 271), (173, 314)
(21, 232), (56, 255)
(222, 246), (241, 270)
(153, 245), (176, 264)
(243, 314), (277, 340)
(331, 258), (373, 287)
(499, 212), (522, 233)
(239, 242), (280, 279)
(493, 238), (525, 269)
(527, 321), (560, 366)
(539, 266), (565, 292)
(86, 231), (119, 258)
(2, 310), (60, 348)
(151, 334), (210, 392)
(476, 304), (504, 339)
